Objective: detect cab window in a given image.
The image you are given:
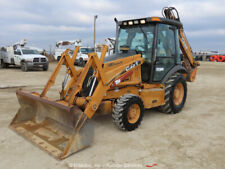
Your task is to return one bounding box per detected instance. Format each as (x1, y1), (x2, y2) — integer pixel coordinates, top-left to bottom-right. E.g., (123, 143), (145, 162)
(153, 24), (177, 82)
(14, 50), (21, 55)
(116, 24), (155, 62)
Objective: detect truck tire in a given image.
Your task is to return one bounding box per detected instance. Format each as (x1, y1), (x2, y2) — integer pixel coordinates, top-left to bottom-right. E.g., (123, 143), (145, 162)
(57, 56), (61, 61)
(21, 62), (28, 72)
(43, 64), (48, 71)
(159, 73), (187, 114)
(78, 58), (84, 67)
(112, 94), (144, 131)
(81, 60), (86, 67)
(1, 60), (8, 68)
(81, 67), (98, 96)
(0, 60), (3, 68)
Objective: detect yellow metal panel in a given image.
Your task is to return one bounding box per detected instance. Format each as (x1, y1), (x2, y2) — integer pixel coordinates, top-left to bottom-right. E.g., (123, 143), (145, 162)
(104, 86), (140, 100)
(140, 88), (165, 109)
(96, 101), (113, 115)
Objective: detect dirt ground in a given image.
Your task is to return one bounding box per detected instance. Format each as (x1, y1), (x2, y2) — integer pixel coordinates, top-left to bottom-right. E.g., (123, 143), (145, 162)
(0, 62), (225, 169)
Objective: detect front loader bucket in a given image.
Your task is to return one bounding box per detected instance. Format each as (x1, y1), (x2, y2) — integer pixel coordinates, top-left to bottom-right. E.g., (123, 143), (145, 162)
(9, 90), (94, 159)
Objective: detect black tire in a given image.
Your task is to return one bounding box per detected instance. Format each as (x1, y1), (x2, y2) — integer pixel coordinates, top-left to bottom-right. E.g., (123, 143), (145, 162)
(5, 63), (9, 68)
(112, 94), (144, 131)
(0, 60), (4, 68)
(57, 56), (61, 61)
(1, 60), (8, 68)
(78, 58), (84, 67)
(81, 67), (98, 96)
(159, 73), (187, 114)
(21, 62), (28, 72)
(81, 60), (86, 67)
(43, 64), (48, 71)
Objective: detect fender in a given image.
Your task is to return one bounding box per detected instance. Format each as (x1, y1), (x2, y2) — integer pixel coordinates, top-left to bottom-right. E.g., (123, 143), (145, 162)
(161, 65), (187, 84)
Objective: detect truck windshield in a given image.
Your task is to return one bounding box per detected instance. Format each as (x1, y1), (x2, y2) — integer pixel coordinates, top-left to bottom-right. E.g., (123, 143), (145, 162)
(80, 48), (94, 54)
(22, 49), (40, 55)
(116, 24), (155, 61)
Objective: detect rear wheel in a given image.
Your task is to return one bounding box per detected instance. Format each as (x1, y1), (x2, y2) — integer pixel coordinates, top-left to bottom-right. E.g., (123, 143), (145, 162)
(1, 60), (8, 68)
(159, 73), (187, 114)
(112, 94), (144, 131)
(43, 64), (48, 71)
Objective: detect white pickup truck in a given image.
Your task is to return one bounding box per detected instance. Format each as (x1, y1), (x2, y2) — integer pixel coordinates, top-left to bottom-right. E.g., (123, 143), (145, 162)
(54, 40), (94, 66)
(54, 40), (81, 61)
(0, 46), (49, 71)
(54, 39), (114, 67)
(75, 47), (94, 66)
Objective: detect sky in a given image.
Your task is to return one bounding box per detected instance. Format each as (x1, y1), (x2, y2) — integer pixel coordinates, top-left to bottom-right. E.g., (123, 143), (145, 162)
(0, 0), (225, 53)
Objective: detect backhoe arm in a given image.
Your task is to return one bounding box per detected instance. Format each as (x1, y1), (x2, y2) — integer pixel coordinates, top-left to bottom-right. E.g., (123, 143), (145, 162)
(179, 28), (199, 82)
(163, 7), (199, 82)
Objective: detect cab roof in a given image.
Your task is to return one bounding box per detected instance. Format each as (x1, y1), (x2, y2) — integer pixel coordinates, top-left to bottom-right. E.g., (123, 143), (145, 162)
(118, 17), (183, 28)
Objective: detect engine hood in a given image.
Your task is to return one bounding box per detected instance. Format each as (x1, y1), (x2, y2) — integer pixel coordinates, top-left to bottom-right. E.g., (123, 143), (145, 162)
(22, 54), (47, 59)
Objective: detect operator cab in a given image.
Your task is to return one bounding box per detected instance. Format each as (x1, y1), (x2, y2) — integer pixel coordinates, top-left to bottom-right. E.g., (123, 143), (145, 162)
(110, 17), (182, 83)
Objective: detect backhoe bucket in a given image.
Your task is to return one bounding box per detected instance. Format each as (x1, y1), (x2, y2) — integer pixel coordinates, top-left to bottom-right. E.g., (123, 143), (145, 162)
(9, 90), (94, 159)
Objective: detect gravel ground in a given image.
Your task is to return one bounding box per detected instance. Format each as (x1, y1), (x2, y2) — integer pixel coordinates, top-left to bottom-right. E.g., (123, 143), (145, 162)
(0, 62), (225, 169)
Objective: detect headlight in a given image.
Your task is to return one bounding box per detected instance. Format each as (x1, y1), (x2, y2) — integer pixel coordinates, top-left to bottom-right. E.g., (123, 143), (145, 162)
(128, 21), (133, 25)
(134, 20), (139, 24)
(140, 19), (146, 24)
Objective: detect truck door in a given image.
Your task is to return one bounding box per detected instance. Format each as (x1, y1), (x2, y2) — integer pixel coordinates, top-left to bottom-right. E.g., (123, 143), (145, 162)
(14, 49), (22, 65)
(153, 24), (177, 82)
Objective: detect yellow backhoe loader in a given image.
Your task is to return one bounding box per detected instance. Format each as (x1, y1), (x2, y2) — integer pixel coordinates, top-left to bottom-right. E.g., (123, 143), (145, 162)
(10, 7), (199, 159)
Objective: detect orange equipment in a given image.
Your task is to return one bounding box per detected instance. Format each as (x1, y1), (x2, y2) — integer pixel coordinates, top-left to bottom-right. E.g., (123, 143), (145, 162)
(210, 55), (218, 62)
(10, 7), (199, 159)
(217, 55), (225, 62)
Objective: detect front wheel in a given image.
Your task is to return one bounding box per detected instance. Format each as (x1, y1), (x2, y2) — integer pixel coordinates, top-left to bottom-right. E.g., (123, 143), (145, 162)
(43, 64), (48, 71)
(21, 62), (28, 72)
(57, 56), (61, 61)
(78, 58), (84, 67)
(112, 94), (144, 131)
(159, 73), (187, 114)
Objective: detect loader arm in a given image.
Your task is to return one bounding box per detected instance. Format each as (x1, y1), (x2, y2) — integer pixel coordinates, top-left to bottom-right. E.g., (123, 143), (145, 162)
(9, 46), (110, 159)
(74, 50), (144, 118)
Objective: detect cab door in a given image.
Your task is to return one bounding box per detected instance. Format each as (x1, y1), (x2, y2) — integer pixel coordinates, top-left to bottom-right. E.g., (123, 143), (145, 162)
(153, 24), (178, 82)
(14, 49), (22, 65)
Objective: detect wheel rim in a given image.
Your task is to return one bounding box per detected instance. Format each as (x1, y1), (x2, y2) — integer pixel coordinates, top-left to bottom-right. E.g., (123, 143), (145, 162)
(173, 82), (184, 106)
(22, 63), (25, 71)
(25, 64), (27, 71)
(127, 104), (140, 124)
